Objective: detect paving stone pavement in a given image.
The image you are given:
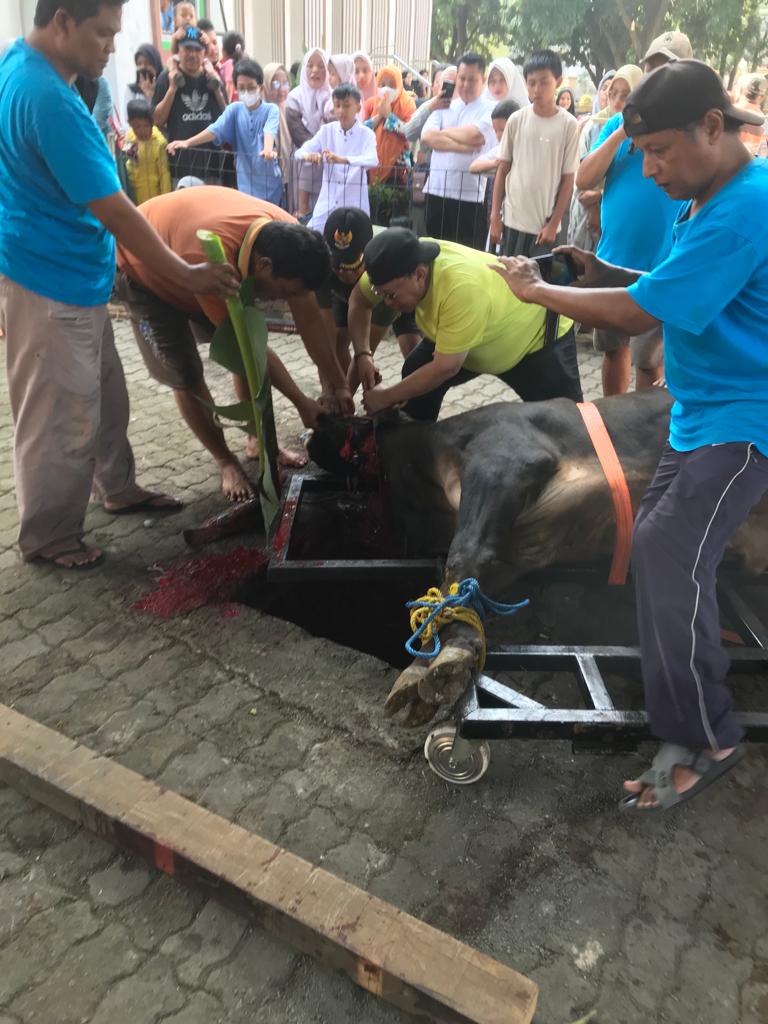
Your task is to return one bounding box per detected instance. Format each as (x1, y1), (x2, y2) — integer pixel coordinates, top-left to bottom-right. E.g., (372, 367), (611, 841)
(1, 320), (767, 1024)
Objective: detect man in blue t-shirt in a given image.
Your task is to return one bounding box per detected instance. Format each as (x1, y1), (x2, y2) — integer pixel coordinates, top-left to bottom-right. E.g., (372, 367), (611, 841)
(576, 31), (692, 395)
(492, 60), (768, 815)
(0, 0), (238, 568)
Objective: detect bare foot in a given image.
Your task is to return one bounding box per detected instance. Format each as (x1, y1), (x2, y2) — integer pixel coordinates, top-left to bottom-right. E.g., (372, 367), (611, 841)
(35, 542), (104, 569)
(623, 747), (736, 808)
(220, 460), (254, 502)
(244, 435), (307, 469)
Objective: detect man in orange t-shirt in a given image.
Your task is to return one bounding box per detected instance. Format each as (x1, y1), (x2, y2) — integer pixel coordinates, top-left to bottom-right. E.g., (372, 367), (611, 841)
(117, 187), (352, 501)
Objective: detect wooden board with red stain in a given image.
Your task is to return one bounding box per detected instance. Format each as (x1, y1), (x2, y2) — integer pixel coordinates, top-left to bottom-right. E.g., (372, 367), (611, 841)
(0, 705), (538, 1024)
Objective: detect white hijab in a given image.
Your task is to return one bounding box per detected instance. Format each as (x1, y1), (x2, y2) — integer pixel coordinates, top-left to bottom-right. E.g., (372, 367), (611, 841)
(484, 57), (529, 109)
(286, 48), (331, 135)
(351, 50), (376, 103)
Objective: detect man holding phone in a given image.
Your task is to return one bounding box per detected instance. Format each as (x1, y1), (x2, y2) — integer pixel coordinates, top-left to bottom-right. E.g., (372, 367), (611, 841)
(492, 61), (768, 814)
(346, 228), (582, 420)
(421, 53), (497, 249)
(402, 66), (456, 151)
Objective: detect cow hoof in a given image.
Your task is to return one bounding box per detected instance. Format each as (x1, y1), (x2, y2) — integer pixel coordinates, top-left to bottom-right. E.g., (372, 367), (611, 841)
(416, 644), (477, 706)
(424, 725), (491, 785)
(384, 662), (431, 718)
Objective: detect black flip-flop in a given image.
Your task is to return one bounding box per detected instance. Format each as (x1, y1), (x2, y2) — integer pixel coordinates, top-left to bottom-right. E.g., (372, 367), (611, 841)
(33, 543), (105, 571)
(619, 743), (745, 815)
(104, 494), (184, 516)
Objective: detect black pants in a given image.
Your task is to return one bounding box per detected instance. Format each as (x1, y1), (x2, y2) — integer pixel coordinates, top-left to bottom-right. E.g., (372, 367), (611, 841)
(632, 441), (768, 750)
(426, 195), (487, 250)
(502, 226), (552, 258)
(401, 326), (583, 421)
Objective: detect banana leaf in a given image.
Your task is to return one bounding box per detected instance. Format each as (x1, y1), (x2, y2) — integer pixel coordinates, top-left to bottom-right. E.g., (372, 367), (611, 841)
(197, 230), (280, 530)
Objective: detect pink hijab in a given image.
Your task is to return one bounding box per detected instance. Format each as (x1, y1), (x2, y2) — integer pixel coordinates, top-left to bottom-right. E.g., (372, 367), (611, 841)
(351, 50), (376, 104)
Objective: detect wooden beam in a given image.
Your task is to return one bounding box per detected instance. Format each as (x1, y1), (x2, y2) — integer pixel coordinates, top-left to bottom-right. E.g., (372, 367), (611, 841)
(0, 705), (537, 1024)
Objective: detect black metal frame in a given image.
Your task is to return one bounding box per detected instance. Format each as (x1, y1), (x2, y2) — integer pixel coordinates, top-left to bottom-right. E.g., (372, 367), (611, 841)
(268, 474), (442, 583)
(270, 474), (768, 750)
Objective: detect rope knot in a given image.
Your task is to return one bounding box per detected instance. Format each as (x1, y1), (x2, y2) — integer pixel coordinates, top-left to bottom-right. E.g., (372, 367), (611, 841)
(405, 577), (529, 668)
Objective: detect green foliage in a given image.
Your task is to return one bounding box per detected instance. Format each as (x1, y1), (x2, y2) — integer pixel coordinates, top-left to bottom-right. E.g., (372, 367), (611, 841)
(431, 0), (514, 62)
(476, 0), (768, 86)
(199, 229), (280, 531)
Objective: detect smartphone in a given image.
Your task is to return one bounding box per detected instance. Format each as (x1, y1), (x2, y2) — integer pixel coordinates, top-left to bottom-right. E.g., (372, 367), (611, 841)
(532, 252), (579, 287)
(441, 81), (455, 99)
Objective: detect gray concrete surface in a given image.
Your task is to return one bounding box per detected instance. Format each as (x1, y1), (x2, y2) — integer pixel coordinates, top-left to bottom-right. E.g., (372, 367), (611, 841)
(1, 320), (767, 1024)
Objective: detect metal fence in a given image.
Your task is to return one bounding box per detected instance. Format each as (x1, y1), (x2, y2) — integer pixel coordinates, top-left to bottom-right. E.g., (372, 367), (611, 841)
(120, 144), (497, 249)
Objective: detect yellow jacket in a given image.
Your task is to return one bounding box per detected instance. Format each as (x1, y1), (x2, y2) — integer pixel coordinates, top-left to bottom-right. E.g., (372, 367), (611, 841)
(124, 126), (171, 205)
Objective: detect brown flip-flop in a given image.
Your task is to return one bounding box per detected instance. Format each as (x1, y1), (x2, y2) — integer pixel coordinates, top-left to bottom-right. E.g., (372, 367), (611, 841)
(105, 494), (184, 516)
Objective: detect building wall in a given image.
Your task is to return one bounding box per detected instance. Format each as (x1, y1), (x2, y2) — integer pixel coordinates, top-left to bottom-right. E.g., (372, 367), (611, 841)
(244, 0), (432, 72)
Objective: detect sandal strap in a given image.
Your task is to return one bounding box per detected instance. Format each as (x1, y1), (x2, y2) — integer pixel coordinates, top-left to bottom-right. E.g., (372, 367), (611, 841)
(649, 744), (714, 809)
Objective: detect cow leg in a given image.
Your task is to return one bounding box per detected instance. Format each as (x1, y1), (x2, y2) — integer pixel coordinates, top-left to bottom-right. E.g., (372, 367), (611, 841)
(386, 430), (559, 725)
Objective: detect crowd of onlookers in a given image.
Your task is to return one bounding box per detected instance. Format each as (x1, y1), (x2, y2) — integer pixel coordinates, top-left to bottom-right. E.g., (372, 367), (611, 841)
(72, 5), (768, 401)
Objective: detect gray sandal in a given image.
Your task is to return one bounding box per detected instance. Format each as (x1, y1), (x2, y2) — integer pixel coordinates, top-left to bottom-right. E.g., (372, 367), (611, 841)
(618, 742), (745, 814)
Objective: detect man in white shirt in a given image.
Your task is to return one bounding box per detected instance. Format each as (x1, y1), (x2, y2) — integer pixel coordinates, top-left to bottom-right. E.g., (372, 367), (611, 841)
(422, 53), (496, 249)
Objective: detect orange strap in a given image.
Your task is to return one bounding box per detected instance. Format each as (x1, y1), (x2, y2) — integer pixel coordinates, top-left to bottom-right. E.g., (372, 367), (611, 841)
(577, 402), (634, 586)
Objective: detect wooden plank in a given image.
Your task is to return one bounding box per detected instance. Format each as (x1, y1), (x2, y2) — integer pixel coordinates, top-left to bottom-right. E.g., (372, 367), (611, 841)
(0, 705), (537, 1024)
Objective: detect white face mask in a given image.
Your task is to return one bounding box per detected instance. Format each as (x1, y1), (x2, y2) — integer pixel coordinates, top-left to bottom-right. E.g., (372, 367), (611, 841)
(240, 89), (261, 108)
(378, 86), (396, 100)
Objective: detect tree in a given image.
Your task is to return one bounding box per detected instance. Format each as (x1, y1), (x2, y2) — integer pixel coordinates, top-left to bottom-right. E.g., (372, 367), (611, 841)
(507, 0), (768, 87)
(674, 0), (768, 86)
(431, 0), (513, 63)
(508, 0), (672, 85)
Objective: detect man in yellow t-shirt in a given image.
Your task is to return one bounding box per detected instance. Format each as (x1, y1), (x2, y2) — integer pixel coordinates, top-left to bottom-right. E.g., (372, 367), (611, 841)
(350, 228), (582, 420)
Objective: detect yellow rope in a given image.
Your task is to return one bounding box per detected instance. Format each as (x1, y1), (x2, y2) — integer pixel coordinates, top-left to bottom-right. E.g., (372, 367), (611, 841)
(408, 583), (487, 668)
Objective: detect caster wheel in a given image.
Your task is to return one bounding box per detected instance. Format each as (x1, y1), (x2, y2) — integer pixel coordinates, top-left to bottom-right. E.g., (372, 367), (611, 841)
(423, 725), (491, 785)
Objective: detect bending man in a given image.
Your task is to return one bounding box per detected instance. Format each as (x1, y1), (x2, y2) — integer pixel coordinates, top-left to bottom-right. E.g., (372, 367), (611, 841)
(117, 187), (353, 500)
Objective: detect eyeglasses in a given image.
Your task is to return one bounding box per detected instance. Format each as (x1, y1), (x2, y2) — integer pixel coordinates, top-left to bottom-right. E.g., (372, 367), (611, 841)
(374, 285), (400, 302)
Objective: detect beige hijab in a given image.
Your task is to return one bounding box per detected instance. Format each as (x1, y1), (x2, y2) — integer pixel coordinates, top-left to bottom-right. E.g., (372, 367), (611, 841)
(263, 62), (293, 178)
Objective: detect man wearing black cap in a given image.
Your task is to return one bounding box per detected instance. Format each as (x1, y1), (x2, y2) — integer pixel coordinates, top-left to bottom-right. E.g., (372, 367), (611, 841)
(317, 208), (421, 375)
(353, 229), (582, 420)
(152, 25), (226, 184)
(493, 60), (768, 814)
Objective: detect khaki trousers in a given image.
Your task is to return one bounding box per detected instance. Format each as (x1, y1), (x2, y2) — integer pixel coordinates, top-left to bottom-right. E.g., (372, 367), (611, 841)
(0, 275), (135, 559)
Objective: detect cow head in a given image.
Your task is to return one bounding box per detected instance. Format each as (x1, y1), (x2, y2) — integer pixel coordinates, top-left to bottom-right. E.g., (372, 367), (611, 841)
(306, 415), (381, 486)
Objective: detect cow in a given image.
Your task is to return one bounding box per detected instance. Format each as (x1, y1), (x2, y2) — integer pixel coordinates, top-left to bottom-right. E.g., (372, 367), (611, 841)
(307, 389), (768, 725)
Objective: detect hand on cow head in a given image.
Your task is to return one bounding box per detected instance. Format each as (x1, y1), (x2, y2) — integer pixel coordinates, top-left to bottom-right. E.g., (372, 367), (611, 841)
(305, 415), (381, 484)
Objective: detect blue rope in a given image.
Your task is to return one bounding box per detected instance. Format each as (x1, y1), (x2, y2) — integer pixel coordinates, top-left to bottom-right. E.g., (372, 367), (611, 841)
(404, 577), (529, 660)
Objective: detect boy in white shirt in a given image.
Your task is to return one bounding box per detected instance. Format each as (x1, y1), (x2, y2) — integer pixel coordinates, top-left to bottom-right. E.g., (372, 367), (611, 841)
(421, 52), (497, 249)
(294, 85), (378, 232)
(491, 49), (580, 256)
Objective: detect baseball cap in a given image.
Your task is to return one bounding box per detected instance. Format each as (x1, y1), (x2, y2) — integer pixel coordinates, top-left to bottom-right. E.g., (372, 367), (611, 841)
(363, 228), (440, 287)
(176, 176), (206, 189)
(642, 30), (693, 65)
(323, 207), (373, 271)
(623, 59), (764, 139)
(178, 26), (205, 49)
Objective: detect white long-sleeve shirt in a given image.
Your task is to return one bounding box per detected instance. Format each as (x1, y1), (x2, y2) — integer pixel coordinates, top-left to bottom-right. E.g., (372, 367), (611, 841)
(294, 120), (378, 232)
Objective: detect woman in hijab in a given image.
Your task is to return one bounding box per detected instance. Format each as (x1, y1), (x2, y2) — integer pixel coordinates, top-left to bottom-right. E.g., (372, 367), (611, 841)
(285, 48), (331, 216)
(483, 57), (529, 109)
(569, 64), (642, 251)
(324, 53), (355, 120)
(592, 70), (615, 114)
(263, 62), (293, 195)
(352, 51), (376, 106)
(124, 43), (162, 119)
(361, 64), (416, 185)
